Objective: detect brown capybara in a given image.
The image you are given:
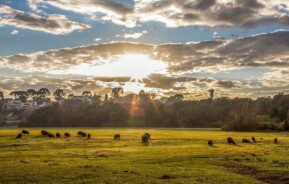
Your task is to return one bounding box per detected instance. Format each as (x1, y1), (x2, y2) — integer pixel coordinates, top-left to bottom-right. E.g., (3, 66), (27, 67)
(145, 133), (151, 139)
(22, 130), (29, 134)
(56, 133), (61, 138)
(242, 139), (251, 143)
(78, 131), (86, 137)
(114, 134), (121, 140)
(47, 133), (55, 138)
(142, 134), (149, 143)
(16, 133), (22, 139)
(64, 132), (70, 137)
(41, 130), (48, 136)
(208, 140), (213, 146)
(227, 137), (236, 145)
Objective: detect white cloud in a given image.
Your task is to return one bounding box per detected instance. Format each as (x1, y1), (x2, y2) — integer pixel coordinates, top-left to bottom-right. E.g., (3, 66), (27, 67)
(10, 30), (18, 35)
(0, 5), (90, 34)
(28, 0), (289, 28)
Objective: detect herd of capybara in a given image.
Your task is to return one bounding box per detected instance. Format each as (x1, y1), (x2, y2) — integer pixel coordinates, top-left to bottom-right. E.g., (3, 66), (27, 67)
(15, 130), (280, 145)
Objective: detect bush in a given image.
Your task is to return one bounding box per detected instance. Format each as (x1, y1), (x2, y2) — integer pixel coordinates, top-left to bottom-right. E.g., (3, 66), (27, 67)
(259, 122), (276, 130)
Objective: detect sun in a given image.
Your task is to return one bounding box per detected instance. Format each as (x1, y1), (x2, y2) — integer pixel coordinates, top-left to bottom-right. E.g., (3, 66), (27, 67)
(113, 54), (167, 80)
(90, 54), (167, 80)
(57, 54), (167, 81)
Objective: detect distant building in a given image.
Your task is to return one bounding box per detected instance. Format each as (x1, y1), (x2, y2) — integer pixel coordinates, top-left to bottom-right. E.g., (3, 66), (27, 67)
(5, 99), (48, 111)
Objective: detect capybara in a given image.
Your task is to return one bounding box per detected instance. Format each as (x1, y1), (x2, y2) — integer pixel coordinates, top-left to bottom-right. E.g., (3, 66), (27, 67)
(252, 137), (256, 143)
(114, 134), (121, 140)
(142, 134), (149, 143)
(242, 139), (251, 143)
(64, 132), (71, 137)
(22, 130), (29, 135)
(56, 132), (61, 138)
(87, 133), (91, 139)
(78, 131), (86, 137)
(47, 133), (55, 138)
(41, 130), (48, 136)
(145, 133), (151, 139)
(16, 133), (22, 139)
(208, 140), (213, 146)
(227, 137), (236, 145)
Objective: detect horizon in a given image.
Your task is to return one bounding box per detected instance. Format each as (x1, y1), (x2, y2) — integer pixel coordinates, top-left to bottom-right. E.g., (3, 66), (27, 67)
(1, 0), (289, 100)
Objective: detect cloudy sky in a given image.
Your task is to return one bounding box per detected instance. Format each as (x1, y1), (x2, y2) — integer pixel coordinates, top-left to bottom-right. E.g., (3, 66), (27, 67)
(0, 0), (289, 99)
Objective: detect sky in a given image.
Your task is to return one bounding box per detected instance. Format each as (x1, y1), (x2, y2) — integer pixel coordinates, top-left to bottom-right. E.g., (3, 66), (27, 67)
(0, 0), (289, 99)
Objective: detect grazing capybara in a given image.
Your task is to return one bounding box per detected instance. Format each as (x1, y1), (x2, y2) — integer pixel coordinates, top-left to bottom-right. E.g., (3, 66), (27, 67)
(56, 132), (61, 138)
(274, 138), (278, 144)
(41, 130), (48, 136)
(64, 132), (70, 137)
(227, 137), (236, 145)
(16, 133), (22, 139)
(47, 133), (55, 138)
(22, 130), (29, 135)
(145, 133), (151, 139)
(208, 140), (213, 146)
(242, 139), (251, 143)
(87, 134), (91, 139)
(142, 134), (149, 143)
(78, 131), (86, 137)
(114, 134), (121, 140)
(252, 137), (256, 143)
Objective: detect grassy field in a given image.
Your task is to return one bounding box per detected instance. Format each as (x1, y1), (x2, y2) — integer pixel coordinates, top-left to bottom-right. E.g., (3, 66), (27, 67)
(0, 128), (289, 184)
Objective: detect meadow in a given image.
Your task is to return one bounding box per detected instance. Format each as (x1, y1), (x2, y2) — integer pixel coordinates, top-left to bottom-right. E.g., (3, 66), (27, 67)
(0, 128), (289, 184)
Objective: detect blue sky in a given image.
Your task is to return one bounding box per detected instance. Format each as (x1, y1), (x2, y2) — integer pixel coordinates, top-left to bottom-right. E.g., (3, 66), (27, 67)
(0, 0), (289, 99)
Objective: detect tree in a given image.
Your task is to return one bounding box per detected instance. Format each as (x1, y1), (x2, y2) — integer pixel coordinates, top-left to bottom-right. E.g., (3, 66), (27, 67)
(104, 94), (109, 101)
(38, 88), (51, 99)
(26, 89), (37, 99)
(0, 91), (3, 100)
(10, 91), (27, 102)
(138, 90), (151, 104)
(167, 94), (184, 104)
(53, 89), (66, 101)
(209, 89), (215, 100)
(111, 87), (123, 98)
(82, 91), (92, 97)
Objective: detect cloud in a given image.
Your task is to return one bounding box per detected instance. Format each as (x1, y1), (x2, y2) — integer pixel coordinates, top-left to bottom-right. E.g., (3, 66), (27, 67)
(10, 30), (18, 35)
(0, 5), (90, 34)
(1, 30), (289, 75)
(120, 31), (147, 39)
(28, 0), (289, 28)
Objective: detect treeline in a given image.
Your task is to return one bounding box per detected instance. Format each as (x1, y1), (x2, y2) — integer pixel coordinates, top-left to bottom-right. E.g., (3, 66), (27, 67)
(21, 93), (289, 131)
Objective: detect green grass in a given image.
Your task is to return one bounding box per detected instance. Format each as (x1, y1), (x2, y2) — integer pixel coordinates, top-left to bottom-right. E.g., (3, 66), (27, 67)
(0, 128), (289, 184)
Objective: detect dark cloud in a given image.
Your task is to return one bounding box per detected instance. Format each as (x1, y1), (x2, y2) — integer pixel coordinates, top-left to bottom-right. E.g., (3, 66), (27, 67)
(216, 80), (240, 89)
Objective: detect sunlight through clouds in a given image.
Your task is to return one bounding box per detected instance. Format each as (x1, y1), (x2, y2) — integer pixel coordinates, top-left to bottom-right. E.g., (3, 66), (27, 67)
(59, 54), (168, 80)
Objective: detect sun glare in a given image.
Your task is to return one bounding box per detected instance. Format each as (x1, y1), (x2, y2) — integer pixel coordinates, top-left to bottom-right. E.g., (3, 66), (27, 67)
(98, 54), (167, 80)
(61, 54), (167, 81)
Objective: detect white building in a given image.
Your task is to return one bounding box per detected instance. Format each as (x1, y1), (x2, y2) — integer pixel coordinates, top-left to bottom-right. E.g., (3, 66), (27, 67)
(6, 100), (40, 110)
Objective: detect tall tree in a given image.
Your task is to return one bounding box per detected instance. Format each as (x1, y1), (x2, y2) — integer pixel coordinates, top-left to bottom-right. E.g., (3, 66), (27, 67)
(38, 88), (51, 99)
(111, 87), (123, 98)
(10, 91), (27, 102)
(209, 89), (215, 100)
(104, 94), (109, 101)
(53, 89), (66, 100)
(26, 89), (37, 100)
(0, 91), (3, 100)
(82, 91), (92, 97)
